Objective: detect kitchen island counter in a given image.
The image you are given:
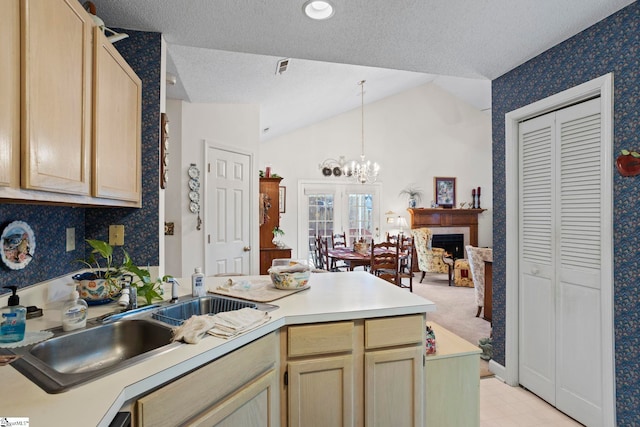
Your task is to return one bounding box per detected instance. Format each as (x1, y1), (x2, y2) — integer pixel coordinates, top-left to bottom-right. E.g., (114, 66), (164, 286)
(0, 271), (434, 426)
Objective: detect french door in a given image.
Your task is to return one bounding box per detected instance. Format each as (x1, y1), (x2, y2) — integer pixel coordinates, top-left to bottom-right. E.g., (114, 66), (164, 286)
(298, 182), (381, 266)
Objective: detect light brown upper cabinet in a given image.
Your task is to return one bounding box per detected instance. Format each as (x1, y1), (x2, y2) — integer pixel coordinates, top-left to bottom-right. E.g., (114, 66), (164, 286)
(92, 27), (142, 205)
(22, 0), (92, 195)
(0, 0), (142, 207)
(0, 0), (20, 188)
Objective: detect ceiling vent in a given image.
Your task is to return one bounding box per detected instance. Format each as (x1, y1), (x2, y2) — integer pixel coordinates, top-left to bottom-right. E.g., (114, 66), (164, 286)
(276, 58), (290, 75)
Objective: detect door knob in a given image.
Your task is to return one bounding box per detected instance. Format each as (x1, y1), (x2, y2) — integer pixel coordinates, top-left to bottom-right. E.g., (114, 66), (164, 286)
(243, 246), (251, 252)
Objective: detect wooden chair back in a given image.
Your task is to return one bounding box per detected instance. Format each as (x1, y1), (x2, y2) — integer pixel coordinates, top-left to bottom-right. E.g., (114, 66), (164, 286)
(369, 240), (399, 285)
(332, 232), (347, 248)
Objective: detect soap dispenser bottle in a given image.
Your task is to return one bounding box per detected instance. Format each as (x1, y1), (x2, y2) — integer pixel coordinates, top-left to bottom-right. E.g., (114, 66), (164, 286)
(1, 286), (27, 343)
(192, 267), (205, 297)
(62, 289), (88, 332)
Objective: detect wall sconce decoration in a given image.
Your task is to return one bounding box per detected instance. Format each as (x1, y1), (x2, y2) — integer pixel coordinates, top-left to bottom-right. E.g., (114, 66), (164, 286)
(319, 156), (347, 177)
(187, 164), (202, 230)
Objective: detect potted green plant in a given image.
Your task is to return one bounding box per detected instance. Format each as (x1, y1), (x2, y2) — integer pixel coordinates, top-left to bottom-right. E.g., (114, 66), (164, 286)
(399, 185), (423, 208)
(272, 226), (285, 248)
(74, 239), (171, 305)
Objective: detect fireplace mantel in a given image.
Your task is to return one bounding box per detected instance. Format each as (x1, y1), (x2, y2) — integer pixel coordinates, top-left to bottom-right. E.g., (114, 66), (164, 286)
(407, 208), (486, 247)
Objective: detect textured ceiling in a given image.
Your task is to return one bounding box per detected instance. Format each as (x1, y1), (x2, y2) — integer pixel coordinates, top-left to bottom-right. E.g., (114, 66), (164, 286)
(90, 0), (634, 141)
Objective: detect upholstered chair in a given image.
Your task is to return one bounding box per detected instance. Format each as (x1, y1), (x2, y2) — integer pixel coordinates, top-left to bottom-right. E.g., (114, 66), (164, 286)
(465, 245), (493, 317)
(410, 228), (449, 283)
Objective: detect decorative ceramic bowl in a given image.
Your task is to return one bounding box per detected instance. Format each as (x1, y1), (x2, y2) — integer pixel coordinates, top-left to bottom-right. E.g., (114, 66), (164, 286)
(269, 270), (311, 290)
(268, 259), (311, 289)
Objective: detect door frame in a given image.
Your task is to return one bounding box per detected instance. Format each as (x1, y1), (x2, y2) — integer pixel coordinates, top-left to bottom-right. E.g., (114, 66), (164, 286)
(500, 73), (615, 424)
(297, 180), (382, 263)
(203, 140), (257, 274)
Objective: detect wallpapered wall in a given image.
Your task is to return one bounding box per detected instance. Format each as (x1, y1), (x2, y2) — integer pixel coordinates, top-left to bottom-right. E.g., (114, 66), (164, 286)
(0, 30), (161, 293)
(492, 3), (639, 424)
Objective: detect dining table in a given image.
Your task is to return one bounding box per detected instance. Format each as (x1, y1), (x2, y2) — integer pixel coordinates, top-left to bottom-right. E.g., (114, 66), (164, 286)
(328, 246), (409, 271)
(327, 247), (372, 271)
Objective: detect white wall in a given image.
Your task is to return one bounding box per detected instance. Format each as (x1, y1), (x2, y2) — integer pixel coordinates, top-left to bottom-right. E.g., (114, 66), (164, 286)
(259, 82), (493, 257)
(165, 100), (260, 277)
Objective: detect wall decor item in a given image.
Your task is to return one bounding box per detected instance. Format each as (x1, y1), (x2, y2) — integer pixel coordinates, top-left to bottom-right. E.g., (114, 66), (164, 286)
(1, 221), (36, 270)
(434, 177), (456, 208)
(616, 149), (640, 176)
(279, 186), (286, 213)
(164, 222), (175, 236)
(187, 164), (202, 230)
(160, 113), (169, 189)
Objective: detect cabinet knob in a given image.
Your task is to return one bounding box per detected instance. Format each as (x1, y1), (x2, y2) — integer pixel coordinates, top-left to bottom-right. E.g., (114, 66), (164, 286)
(531, 267), (539, 275)
(243, 246), (251, 252)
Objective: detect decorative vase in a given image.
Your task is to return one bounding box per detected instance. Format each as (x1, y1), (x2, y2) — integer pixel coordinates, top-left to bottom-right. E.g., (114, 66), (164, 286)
(408, 197), (417, 208)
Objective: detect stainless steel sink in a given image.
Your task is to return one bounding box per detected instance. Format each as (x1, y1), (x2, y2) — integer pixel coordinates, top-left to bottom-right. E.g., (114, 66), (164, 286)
(1, 318), (178, 393)
(1, 295), (278, 393)
(152, 296), (259, 326)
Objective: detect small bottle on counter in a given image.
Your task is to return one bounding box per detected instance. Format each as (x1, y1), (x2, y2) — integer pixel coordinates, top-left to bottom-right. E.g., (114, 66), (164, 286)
(61, 290), (88, 332)
(0, 286), (27, 343)
(192, 267), (205, 297)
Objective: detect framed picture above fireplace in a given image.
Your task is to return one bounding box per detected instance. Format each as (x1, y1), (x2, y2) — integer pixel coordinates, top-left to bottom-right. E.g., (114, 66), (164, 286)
(434, 177), (456, 208)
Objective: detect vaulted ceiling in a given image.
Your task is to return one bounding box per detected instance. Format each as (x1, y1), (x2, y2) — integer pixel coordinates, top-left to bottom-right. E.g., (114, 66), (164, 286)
(90, 0), (634, 140)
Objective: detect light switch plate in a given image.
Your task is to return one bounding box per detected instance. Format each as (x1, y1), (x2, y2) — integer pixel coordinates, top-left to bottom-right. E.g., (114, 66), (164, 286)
(109, 225), (125, 246)
(66, 228), (75, 252)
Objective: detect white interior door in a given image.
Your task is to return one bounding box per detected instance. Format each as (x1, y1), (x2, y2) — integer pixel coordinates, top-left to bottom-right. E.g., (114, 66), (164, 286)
(518, 98), (605, 426)
(205, 145), (252, 275)
(519, 112), (556, 404)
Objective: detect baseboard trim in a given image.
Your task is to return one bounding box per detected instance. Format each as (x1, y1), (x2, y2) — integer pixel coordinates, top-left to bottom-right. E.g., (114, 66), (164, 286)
(489, 360), (507, 382)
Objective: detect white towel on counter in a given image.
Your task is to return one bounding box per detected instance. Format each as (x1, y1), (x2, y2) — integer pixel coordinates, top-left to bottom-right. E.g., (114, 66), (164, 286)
(207, 307), (270, 339)
(172, 308), (270, 344)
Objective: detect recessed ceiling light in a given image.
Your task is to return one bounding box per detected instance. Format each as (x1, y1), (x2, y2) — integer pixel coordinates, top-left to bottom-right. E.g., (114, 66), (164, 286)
(303, 0), (335, 20)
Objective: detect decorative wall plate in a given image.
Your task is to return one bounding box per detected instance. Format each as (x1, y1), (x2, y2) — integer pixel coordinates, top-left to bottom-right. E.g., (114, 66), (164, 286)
(1, 221), (36, 270)
(188, 165), (200, 179)
(188, 179), (200, 191)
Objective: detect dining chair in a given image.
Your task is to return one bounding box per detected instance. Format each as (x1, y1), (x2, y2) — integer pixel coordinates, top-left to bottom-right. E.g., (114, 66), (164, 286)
(397, 235), (414, 292)
(313, 235), (326, 270)
(369, 240), (400, 285)
(332, 232), (347, 248)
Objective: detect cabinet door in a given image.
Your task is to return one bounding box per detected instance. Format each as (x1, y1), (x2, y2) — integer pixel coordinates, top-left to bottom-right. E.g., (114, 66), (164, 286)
(364, 346), (424, 427)
(22, 0), (92, 195)
(189, 369), (278, 427)
(0, 0), (19, 188)
(93, 27), (141, 203)
(288, 355), (354, 427)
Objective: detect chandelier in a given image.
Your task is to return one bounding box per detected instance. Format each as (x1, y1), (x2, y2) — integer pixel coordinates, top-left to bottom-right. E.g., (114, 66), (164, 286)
(343, 80), (380, 184)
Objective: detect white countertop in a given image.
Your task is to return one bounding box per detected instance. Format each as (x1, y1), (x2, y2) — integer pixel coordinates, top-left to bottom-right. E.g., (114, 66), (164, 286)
(0, 271), (435, 426)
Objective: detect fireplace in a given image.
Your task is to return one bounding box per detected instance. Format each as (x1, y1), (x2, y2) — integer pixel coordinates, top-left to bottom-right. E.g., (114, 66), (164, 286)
(432, 234), (465, 259)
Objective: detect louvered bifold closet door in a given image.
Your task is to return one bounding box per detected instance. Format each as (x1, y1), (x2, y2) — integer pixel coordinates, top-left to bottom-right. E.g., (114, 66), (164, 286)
(555, 97), (603, 426)
(518, 113), (556, 405)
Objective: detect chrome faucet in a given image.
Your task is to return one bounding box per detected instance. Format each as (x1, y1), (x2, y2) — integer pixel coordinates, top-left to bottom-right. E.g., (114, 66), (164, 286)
(127, 284), (138, 310)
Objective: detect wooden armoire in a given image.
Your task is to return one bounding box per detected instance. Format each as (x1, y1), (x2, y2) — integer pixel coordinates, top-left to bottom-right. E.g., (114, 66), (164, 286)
(259, 178), (291, 274)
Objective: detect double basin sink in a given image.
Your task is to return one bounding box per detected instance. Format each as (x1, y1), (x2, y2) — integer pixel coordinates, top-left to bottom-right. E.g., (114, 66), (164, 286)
(1, 295), (273, 393)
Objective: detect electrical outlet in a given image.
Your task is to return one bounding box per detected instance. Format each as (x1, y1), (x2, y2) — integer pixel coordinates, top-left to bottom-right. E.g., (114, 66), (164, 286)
(109, 225), (125, 246)
(66, 228), (75, 252)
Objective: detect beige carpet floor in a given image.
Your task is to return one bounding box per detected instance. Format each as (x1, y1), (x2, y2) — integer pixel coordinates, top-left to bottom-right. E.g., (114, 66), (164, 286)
(402, 272), (493, 377)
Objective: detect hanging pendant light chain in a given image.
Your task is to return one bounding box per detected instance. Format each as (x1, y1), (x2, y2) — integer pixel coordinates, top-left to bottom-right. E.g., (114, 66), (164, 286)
(342, 79), (380, 183)
(360, 80), (365, 159)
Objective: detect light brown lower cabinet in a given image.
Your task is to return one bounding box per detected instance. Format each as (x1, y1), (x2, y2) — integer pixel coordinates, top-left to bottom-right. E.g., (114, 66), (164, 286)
(136, 333), (279, 427)
(282, 314), (425, 427)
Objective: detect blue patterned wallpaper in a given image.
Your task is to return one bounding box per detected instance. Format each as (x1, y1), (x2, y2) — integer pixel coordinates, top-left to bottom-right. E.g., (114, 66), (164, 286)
(0, 30), (161, 294)
(492, 3), (639, 424)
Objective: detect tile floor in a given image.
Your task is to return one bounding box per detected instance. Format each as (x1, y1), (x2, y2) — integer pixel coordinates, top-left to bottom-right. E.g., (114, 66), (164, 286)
(481, 377), (584, 426)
